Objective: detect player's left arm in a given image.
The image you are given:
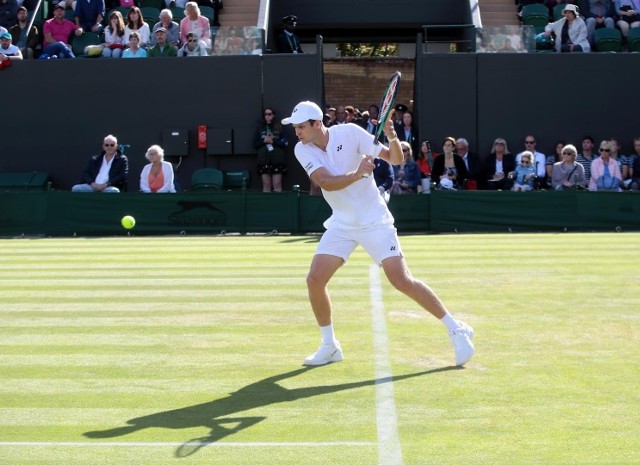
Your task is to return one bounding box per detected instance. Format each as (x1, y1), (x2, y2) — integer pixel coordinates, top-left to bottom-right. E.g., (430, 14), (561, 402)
(377, 115), (403, 165)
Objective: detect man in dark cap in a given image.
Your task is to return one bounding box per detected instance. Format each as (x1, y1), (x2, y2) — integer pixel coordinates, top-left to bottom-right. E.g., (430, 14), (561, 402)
(10, 5), (39, 59)
(276, 14), (303, 53)
(393, 103), (408, 131)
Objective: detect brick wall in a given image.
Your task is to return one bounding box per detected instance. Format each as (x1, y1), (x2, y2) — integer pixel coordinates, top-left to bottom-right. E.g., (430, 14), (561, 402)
(323, 58), (415, 114)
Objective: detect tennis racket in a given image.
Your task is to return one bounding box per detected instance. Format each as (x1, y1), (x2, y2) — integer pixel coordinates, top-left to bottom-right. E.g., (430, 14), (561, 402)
(374, 71), (402, 144)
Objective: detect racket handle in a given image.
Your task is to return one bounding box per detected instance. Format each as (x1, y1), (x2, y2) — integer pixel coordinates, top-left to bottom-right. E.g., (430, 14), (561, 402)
(362, 173), (370, 178)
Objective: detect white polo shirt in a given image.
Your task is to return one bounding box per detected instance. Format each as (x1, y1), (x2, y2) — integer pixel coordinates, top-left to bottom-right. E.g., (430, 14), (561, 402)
(295, 123), (393, 230)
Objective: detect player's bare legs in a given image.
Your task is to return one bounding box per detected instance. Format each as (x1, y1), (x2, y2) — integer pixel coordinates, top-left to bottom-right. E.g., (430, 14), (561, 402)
(306, 254), (344, 326)
(303, 254), (345, 366)
(380, 256), (447, 318)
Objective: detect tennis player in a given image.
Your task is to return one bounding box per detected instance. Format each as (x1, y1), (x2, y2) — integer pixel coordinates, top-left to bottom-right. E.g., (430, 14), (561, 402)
(282, 101), (475, 367)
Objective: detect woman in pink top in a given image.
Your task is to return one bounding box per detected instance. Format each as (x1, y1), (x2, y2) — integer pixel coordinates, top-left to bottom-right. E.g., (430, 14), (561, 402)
(140, 145), (176, 193)
(180, 1), (210, 49)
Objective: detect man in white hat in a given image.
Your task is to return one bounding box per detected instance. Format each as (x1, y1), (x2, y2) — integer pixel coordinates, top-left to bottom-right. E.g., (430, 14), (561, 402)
(281, 101), (475, 367)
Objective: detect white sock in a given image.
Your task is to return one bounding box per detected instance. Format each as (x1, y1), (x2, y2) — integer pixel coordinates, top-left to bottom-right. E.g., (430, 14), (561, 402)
(320, 324), (337, 345)
(440, 313), (460, 334)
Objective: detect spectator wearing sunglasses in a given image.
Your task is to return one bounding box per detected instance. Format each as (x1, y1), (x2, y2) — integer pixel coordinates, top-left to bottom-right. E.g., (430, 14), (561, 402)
(71, 134), (129, 193)
(484, 137), (516, 190)
(551, 144), (587, 189)
(178, 31), (207, 55)
(589, 140), (622, 191)
(516, 135), (547, 180)
(253, 107), (288, 192)
(511, 150), (537, 191)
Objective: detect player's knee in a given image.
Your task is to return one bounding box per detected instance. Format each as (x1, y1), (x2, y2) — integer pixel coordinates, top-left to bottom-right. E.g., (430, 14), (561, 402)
(388, 274), (413, 294)
(306, 271), (326, 289)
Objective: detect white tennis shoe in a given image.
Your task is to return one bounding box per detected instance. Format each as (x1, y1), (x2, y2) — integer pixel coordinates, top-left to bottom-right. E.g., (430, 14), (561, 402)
(303, 341), (344, 366)
(451, 321), (475, 366)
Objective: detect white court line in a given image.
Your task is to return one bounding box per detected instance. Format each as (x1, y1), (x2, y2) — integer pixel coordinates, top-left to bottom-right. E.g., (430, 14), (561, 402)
(369, 265), (404, 465)
(0, 441), (373, 448)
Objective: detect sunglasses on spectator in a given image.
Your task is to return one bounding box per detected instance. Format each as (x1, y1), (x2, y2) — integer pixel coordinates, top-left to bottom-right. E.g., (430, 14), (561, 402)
(402, 149), (410, 153)
(521, 160), (531, 164)
(494, 142), (505, 145)
(562, 152), (573, 155)
(264, 112), (273, 116)
(599, 148), (610, 152)
(525, 140), (535, 144)
(188, 39), (196, 43)
(104, 143), (116, 147)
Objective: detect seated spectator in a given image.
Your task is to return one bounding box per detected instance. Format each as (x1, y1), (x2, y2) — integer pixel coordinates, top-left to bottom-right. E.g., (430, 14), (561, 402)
(124, 6), (150, 48)
(609, 137), (625, 175)
(631, 145), (640, 191)
(373, 157), (394, 203)
(551, 144), (587, 189)
(177, 31), (206, 55)
(151, 9), (179, 47)
(431, 136), (468, 190)
(576, 135), (598, 183)
(625, 136), (640, 189)
(544, 4), (590, 52)
(589, 140), (623, 190)
(9, 6), (37, 59)
(416, 139), (433, 180)
(42, 2), (80, 59)
(148, 27), (177, 56)
(545, 0), (578, 20)
(71, 134), (128, 193)
(140, 145), (176, 193)
(101, 10), (125, 58)
(390, 141), (421, 194)
(0, 30), (21, 63)
(484, 137), (516, 190)
(180, 1), (210, 49)
(511, 150), (537, 191)
(122, 30), (147, 57)
(516, 135), (546, 181)
(397, 110), (419, 155)
(546, 140), (565, 180)
(0, 0), (17, 31)
(74, 0), (104, 34)
(614, 0), (640, 39)
(456, 137), (481, 189)
(583, 0), (615, 47)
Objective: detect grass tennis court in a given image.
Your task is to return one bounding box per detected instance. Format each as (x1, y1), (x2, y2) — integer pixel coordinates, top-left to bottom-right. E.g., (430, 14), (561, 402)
(1, 233), (638, 465)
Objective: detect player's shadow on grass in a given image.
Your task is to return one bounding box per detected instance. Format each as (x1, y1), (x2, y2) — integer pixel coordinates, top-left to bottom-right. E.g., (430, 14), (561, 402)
(84, 366), (454, 457)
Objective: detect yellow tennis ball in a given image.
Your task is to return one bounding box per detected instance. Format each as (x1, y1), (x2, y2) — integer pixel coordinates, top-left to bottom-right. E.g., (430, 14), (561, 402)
(121, 215), (136, 230)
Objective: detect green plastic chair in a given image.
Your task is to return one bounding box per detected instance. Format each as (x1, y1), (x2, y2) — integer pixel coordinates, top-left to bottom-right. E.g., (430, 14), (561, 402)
(199, 6), (215, 23)
(170, 6), (185, 21)
(627, 27), (640, 52)
(140, 0), (164, 10)
(594, 27), (622, 52)
(141, 6), (160, 23)
(71, 32), (101, 57)
(522, 4), (550, 32)
(192, 168), (224, 191)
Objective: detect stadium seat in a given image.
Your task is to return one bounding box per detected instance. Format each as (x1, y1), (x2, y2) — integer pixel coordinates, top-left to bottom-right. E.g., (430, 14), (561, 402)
(192, 168), (224, 191)
(553, 3), (568, 21)
(223, 170), (250, 189)
(521, 4), (549, 33)
(71, 32), (101, 57)
(0, 171), (50, 192)
(594, 27), (622, 52)
(141, 6), (160, 23)
(627, 27), (640, 52)
(140, 0), (164, 10)
(170, 6), (185, 21)
(64, 9), (75, 21)
(199, 6), (215, 23)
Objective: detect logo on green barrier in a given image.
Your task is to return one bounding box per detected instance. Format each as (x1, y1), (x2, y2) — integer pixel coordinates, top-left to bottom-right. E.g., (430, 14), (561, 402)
(168, 201), (227, 226)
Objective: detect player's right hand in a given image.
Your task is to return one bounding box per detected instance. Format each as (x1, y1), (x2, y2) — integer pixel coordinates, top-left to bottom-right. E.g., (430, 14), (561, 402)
(358, 155), (375, 178)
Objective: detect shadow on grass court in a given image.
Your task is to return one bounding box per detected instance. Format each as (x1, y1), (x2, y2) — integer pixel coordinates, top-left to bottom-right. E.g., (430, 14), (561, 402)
(84, 366), (457, 457)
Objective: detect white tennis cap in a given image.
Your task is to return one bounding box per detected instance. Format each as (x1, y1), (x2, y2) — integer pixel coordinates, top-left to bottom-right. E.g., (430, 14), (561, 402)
(281, 101), (324, 125)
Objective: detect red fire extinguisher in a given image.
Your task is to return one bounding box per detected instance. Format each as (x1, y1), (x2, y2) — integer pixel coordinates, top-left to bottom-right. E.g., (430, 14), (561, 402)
(197, 125), (207, 149)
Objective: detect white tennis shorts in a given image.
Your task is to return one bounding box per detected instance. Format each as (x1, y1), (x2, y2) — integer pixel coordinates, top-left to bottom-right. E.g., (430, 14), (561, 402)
(315, 224), (403, 265)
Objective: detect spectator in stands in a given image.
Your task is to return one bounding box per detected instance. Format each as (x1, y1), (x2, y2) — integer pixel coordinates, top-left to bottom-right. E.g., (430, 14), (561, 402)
(397, 110), (419, 155)
(253, 107), (288, 192)
(72, 134), (128, 193)
(456, 137), (481, 189)
(122, 30), (147, 57)
(0, 0), (17, 31)
(177, 30), (206, 55)
(373, 157), (394, 203)
(276, 14), (302, 53)
(9, 6), (37, 59)
(546, 140), (566, 182)
(180, 1), (210, 49)
(551, 143), (587, 189)
(151, 9), (180, 47)
(545, 0), (579, 20)
(0, 30), (21, 62)
(363, 104), (379, 134)
(577, 135), (598, 182)
(544, 4), (591, 52)
(390, 141), (421, 194)
(393, 103), (407, 131)
(73, 0), (104, 34)
(325, 106), (336, 125)
(42, 2), (80, 59)
(124, 6), (150, 49)
(625, 136), (640, 189)
(615, 0), (640, 41)
(417, 140), (433, 179)
(516, 135), (546, 180)
(140, 145), (176, 193)
(165, 0), (185, 8)
(631, 140), (640, 190)
(101, 10), (125, 58)
(484, 137), (516, 190)
(329, 105), (348, 126)
(589, 140), (622, 190)
(609, 137), (625, 175)
(148, 27), (177, 56)
(511, 150), (537, 191)
(432, 136), (468, 190)
(582, 0), (615, 47)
